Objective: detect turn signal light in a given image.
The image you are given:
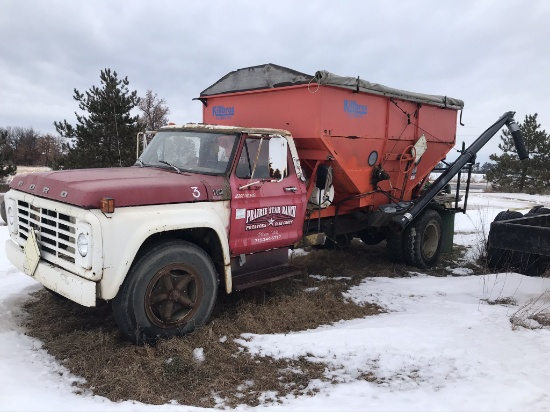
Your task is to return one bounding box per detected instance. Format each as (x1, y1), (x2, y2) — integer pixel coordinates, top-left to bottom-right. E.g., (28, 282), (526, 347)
(100, 197), (115, 213)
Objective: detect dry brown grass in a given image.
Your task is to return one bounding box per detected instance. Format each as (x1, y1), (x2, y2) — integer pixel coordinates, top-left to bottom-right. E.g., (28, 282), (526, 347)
(23, 241), (402, 408)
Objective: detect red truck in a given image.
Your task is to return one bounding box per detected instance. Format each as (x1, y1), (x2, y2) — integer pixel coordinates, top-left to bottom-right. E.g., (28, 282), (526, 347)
(3, 64), (526, 343)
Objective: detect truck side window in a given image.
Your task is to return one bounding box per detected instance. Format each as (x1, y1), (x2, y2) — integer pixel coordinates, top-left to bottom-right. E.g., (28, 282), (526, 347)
(236, 137), (286, 180)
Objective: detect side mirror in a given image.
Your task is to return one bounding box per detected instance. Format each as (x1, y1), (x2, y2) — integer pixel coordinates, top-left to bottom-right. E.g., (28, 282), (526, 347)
(268, 136), (288, 181)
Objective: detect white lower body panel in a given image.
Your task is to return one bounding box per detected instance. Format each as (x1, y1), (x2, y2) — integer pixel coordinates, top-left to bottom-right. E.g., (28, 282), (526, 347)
(5, 239), (97, 307)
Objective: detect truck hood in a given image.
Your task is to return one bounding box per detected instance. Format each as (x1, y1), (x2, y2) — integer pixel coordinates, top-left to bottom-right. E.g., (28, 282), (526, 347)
(9, 167), (230, 209)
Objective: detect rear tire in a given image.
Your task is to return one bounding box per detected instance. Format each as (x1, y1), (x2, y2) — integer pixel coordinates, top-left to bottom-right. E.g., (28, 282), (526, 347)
(403, 209), (443, 269)
(113, 240), (218, 344)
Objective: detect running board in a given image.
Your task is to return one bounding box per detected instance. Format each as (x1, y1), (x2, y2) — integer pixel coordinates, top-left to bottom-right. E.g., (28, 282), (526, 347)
(232, 265), (302, 290)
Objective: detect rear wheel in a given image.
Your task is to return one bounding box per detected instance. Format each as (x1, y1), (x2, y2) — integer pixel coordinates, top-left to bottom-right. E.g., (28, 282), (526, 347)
(113, 240), (218, 344)
(403, 209), (443, 269)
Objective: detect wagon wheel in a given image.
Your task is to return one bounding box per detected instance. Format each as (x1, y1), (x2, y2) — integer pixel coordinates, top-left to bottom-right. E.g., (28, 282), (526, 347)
(403, 209), (443, 269)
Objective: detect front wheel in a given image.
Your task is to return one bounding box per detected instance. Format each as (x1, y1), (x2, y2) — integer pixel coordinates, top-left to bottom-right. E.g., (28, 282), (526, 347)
(113, 240), (218, 344)
(403, 209), (443, 269)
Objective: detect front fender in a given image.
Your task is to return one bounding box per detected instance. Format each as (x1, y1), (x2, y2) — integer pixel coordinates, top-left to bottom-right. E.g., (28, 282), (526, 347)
(94, 201), (231, 300)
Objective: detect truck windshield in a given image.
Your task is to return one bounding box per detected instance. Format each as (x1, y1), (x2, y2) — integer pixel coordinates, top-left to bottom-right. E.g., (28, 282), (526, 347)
(138, 131), (238, 175)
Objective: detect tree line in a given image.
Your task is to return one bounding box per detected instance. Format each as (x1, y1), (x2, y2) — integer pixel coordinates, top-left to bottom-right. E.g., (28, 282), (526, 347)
(0, 126), (62, 168)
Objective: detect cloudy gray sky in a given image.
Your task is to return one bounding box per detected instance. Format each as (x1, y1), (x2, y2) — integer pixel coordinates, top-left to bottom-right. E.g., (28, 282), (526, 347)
(1, 0), (549, 163)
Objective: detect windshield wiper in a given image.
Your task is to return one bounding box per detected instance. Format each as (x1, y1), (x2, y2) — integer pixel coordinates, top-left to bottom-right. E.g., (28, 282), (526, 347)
(158, 160), (182, 174)
(136, 159), (145, 167)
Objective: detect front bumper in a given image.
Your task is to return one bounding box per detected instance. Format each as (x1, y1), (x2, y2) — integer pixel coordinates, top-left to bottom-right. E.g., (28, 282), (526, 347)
(6, 239), (97, 307)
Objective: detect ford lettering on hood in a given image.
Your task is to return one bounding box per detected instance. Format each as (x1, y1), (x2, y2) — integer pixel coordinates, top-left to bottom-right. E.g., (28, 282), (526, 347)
(9, 167), (230, 208)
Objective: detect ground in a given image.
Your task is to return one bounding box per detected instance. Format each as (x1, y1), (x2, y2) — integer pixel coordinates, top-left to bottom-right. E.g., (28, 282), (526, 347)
(1, 190), (550, 411)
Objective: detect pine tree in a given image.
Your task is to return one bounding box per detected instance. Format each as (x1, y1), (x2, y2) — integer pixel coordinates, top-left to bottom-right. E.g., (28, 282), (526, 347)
(486, 114), (550, 194)
(55, 69), (139, 169)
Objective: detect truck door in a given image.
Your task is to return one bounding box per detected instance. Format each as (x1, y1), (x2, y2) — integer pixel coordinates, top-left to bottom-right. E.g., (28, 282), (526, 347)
(229, 135), (306, 256)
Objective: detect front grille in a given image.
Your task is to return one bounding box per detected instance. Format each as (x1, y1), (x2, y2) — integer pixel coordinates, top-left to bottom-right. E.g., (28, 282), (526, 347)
(17, 200), (77, 264)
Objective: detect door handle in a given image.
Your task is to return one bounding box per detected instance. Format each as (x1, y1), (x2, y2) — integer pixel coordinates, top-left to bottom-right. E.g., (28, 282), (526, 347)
(284, 187), (297, 193)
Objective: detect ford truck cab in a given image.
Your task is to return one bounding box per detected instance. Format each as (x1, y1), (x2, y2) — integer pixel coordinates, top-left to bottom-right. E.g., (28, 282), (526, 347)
(4, 124), (306, 343)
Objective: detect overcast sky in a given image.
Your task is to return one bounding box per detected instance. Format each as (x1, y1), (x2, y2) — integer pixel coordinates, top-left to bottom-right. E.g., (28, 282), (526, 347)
(1, 0), (549, 163)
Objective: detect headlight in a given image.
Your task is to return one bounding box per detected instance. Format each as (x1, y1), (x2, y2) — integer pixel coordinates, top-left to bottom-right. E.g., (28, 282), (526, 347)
(75, 222), (93, 269)
(6, 198), (17, 235)
(77, 232), (88, 257)
(7, 205), (14, 225)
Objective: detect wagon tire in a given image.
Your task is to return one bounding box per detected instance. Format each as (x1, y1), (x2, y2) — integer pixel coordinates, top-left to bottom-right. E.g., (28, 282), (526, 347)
(403, 209), (443, 269)
(113, 240), (218, 345)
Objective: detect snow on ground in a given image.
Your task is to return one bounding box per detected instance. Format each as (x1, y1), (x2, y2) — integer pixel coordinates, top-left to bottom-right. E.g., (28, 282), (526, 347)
(1, 193), (550, 411)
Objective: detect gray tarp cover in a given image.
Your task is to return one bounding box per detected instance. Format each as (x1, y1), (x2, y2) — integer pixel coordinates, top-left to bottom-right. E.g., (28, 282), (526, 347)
(200, 63), (464, 110)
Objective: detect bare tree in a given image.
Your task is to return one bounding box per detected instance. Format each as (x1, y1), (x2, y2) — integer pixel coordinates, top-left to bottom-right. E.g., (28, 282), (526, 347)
(137, 90), (170, 131)
(37, 134), (63, 167)
(7, 126), (40, 166)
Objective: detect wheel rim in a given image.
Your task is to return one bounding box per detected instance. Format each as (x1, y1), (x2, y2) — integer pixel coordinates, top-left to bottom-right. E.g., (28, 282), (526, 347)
(144, 263), (204, 328)
(422, 221), (440, 259)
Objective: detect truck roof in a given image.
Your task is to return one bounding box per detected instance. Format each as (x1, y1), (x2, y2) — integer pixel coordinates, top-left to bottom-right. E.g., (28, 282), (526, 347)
(200, 63), (464, 110)
(159, 123), (291, 136)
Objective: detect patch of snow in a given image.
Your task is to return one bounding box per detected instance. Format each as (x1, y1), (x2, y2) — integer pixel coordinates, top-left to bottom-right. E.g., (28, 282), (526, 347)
(309, 275), (352, 281)
(192, 347), (205, 362)
(449, 267), (474, 276)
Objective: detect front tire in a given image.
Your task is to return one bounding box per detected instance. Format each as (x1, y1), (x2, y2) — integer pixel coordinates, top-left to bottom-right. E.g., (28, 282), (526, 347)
(113, 240), (218, 344)
(403, 209), (443, 269)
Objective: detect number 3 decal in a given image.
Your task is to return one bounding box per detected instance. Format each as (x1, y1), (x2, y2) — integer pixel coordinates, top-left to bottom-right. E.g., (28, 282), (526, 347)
(191, 186), (201, 198)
